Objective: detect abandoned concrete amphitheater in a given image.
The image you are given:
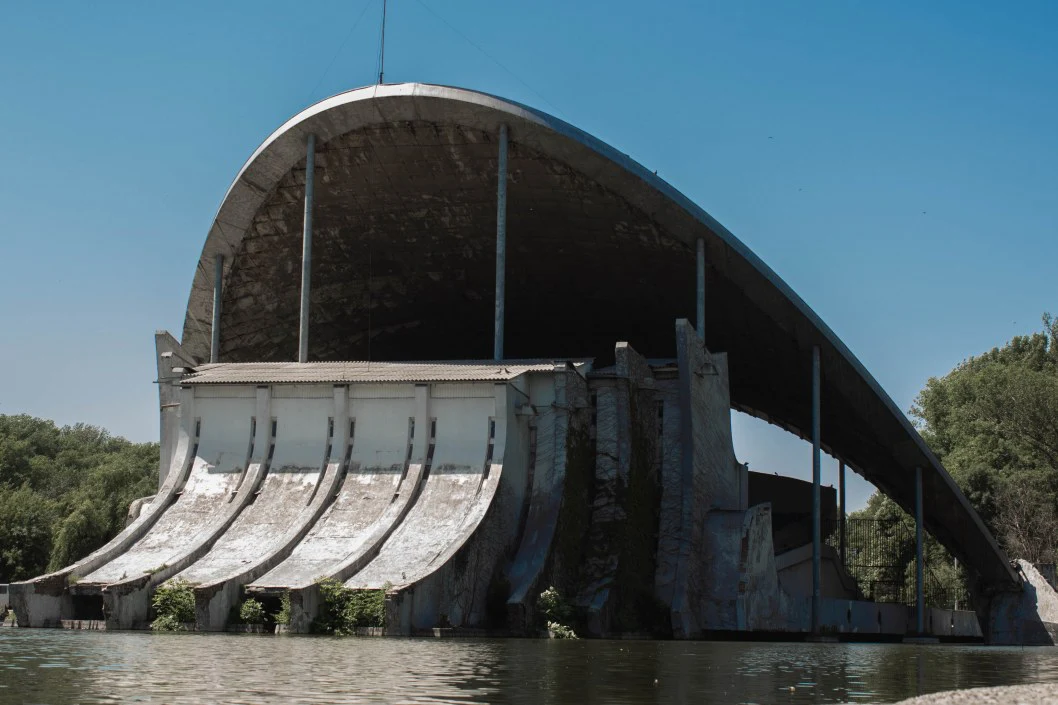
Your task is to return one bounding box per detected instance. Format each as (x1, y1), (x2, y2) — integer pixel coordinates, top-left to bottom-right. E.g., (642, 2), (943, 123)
(9, 83), (1056, 643)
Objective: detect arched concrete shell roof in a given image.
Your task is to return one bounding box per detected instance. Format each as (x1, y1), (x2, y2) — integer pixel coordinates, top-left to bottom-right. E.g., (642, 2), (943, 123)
(183, 83), (1016, 589)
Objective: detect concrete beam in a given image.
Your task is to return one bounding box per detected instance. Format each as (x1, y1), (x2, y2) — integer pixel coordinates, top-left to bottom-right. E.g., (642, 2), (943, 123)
(494, 124), (508, 361)
(298, 133), (316, 363)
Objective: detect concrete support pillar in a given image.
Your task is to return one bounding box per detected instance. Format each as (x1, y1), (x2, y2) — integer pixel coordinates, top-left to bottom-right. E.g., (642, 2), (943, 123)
(210, 254), (223, 363)
(494, 124), (508, 362)
(915, 465), (925, 634)
(811, 345), (821, 634)
(696, 238), (705, 341)
(298, 133), (316, 364)
(839, 460), (847, 567)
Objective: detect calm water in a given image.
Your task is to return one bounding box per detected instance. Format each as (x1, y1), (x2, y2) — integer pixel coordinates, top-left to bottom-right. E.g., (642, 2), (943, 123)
(3, 630), (1058, 704)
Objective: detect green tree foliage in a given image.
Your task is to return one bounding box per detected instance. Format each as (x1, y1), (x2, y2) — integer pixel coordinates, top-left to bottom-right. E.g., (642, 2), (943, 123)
(0, 414), (158, 582)
(911, 314), (1058, 565)
(312, 578), (386, 635)
(151, 579), (195, 631)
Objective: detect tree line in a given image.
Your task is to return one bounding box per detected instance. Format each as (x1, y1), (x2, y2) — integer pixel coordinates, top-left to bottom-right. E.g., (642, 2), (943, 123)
(0, 415), (158, 583)
(848, 314), (1058, 603)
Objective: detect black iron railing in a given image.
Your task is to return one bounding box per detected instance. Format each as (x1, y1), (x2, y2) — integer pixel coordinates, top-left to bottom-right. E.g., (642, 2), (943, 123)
(821, 517), (969, 610)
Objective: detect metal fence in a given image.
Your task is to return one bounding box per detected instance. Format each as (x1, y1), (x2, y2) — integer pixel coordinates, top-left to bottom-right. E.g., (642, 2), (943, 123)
(822, 518), (970, 610)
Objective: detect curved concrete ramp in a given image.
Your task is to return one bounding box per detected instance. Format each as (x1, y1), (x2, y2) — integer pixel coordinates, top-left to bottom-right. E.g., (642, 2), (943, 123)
(173, 388), (340, 629)
(345, 394), (497, 591)
(8, 389), (199, 627)
(249, 391), (419, 591)
(79, 396), (255, 586)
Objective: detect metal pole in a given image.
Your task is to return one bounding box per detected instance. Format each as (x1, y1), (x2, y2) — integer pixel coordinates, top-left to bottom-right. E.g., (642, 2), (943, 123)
(696, 238), (705, 341)
(916, 465), (925, 635)
(839, 460), (847, 568)
(494, 124), (508, 362)
(298, 133), (316, 364)
(210, 254), (223, 363)
(812, 345), (822, 635)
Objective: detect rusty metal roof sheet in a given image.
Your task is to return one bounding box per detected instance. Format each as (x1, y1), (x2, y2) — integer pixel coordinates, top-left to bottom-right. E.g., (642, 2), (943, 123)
(181, 360), (585, 385)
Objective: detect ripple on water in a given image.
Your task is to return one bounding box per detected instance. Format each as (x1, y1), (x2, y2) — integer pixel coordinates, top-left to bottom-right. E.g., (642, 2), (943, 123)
(4, 631), (1058, 704)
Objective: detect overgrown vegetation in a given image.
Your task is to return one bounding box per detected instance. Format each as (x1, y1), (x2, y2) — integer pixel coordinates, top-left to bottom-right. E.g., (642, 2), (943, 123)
(151, 579), (195, 631)
(311, 578), (386, 635)
(238, 598), (266, 625)
(851, 313), (1058, 603)
(0, 415), (158, 582)
(537, 586), (578, 639)
(275, 592), (291, 626)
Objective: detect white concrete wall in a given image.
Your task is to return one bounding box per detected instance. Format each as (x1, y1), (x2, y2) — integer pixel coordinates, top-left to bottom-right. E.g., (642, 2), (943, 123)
(250, 386), (418, 590)
(80, 389), (256, 585)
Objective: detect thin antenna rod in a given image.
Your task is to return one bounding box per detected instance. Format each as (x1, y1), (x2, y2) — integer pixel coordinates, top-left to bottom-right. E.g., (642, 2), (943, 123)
(378, 0), (387, 85)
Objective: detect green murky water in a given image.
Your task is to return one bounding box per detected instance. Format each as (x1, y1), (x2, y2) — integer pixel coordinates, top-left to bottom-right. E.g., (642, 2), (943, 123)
(3, 629), (1058, 704)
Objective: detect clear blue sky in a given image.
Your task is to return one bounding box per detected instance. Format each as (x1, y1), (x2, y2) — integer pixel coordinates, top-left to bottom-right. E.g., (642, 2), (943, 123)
(1, 1), (1055, 511)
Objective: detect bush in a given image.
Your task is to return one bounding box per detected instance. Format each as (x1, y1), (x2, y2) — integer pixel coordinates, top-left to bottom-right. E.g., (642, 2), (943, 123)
(238, 598), (266, 625)
(312, 578), (386, 635)
(537, 586), (573, 624)
(537, 586), (577, 638)
(275, 592), (291, 625)
(547, 621), (579, 639)
(151, 579), (195, 631)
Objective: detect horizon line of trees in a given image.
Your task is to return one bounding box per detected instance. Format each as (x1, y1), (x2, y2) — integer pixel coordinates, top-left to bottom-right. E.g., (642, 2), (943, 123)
(0, 415), (157, 583)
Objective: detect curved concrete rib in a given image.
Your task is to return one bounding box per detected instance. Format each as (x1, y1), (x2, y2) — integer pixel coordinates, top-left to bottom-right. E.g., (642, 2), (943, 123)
(174, 388), (344, 630)
(345, 394), (497, 592)
(250, 391), (421, 593)
(9, 388), (198, 627)
(81, 388), (270, 628)
(506, 370), (587, 625)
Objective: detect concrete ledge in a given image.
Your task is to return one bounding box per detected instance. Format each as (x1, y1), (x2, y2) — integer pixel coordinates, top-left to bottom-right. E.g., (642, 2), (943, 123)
(902, 636), (940, 644)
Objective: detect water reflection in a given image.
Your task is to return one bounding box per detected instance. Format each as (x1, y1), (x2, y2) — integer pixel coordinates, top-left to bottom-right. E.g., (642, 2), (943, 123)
(4, 630), (1058, 704)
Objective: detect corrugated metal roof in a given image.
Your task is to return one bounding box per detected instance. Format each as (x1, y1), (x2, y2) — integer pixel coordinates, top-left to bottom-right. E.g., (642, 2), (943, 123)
(181, 360), (586, 385)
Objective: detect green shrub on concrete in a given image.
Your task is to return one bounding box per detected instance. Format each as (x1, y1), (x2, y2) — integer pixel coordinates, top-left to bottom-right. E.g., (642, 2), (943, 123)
(313, 578), (386, 635)
(275, 592), (291, 626)
(546, 621), (579, 639)
(238, 598), (266, 625)
(537, 586), (578, 638)
(151, 579), (195, 631)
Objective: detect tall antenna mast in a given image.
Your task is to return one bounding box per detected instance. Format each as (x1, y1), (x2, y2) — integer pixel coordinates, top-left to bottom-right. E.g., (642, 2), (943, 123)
(378, 0), (387, 85)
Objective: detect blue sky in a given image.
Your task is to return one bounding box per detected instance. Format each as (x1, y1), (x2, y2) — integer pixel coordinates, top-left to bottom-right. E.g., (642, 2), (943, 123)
(1, 1), (1055, 510)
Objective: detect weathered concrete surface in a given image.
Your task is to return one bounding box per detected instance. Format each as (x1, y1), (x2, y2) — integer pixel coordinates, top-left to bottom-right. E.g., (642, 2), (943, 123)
(699, 505), (788, 631)
(354, 384), (527, 634)
(576, 343), (661, 636)
(775, 542), (862, 601)
(251, 385), (427, 633)
(979, 559), (1058, 645)
(387, 380), (533, 633)
(670, 319), (743, 637)
(506, 366), (589, 631)
(155, 331), (197, 488)
(175, 386), (346, 630)
(9, 387), (199, 627)
(84, 386), (272, 629)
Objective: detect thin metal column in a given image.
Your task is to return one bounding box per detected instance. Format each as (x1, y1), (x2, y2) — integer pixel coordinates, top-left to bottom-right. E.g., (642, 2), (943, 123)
(839, 460), (847, 567)
(696, 238), (705, 340)
(916, 465), (925, 635)
(494, 124), (508, 362)
(298, 133), (316, 363)
(812, 345), (822, 634)
(210, 254), (223, 363)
